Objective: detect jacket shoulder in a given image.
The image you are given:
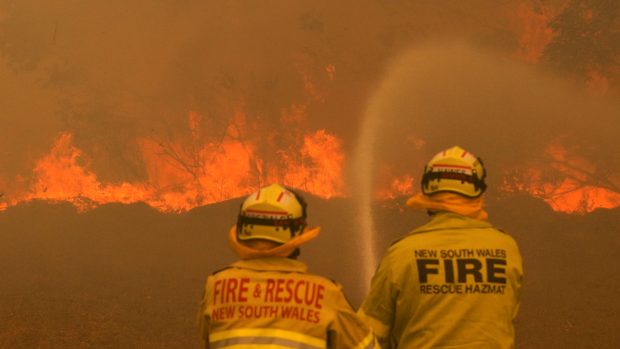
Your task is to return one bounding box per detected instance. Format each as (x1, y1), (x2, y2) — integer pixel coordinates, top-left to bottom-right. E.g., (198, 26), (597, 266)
(301, 271), (341, 287)
(495, 227), (519, 242)
(210, 266), (233, 276)
(388, 227), (431, 249)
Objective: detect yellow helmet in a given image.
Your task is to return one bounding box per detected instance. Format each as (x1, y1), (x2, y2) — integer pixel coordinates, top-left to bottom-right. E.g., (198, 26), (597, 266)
(421, 146), (487, 198)
(236, 184), (307, 244)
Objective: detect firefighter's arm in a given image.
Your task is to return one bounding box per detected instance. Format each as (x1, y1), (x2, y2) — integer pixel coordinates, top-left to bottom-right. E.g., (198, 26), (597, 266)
(197, 277), (212, 348)
(358, 256), (397, 349)
(325, 284), (379, 348)
(511, 242), (524, 320)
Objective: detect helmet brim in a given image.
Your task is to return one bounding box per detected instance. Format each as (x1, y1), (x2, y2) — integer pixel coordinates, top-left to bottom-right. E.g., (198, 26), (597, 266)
(228, 225), (320, 259)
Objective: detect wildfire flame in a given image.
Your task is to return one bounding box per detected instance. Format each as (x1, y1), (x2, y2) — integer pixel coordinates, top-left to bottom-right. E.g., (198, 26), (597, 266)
(503, 142), (620, 214)
(1, 5), (618, 215)
(0, 111), (346, 213)
(374, 174), (415, 201)
(5, 121), (616, 215)
(276, 130), (345, 198)
(371, 138), (620, 214)
(25, 132), (152, 211)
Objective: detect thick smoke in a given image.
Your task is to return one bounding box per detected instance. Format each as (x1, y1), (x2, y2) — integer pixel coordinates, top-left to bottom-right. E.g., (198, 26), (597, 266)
(358, 42), (620, 194)
(0, 0), (531, 188)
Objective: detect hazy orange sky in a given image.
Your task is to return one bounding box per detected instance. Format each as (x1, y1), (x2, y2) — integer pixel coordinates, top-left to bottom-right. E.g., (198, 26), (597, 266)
(1, 0), (619, 209)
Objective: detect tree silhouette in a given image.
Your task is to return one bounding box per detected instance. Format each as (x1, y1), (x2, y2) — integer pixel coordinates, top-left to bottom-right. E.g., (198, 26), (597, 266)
(543, 0), (620, 86)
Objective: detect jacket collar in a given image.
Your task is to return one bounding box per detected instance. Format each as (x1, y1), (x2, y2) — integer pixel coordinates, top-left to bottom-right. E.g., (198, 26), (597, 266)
(411, 211), (493, 235)
(228, 225), (320, 260)
(230, 257), (308, 273)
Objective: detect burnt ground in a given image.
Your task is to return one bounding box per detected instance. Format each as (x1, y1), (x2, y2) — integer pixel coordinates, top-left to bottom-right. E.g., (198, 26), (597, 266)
(0, 196), (619, 348)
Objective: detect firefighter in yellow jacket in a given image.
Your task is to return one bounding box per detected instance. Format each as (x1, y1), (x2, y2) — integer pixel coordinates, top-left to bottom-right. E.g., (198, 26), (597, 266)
(359, 146), (523, 349)
(198, 183), (378, 349)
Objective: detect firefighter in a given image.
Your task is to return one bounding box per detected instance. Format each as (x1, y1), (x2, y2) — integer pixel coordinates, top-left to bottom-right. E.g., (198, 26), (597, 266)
(359, 146), (523, 349)
(198, 183), (378, 349)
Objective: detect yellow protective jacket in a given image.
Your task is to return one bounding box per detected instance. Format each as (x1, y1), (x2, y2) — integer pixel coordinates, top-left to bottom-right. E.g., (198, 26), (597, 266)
(198, 257), (378, 349)
(359, 212), (523, 349)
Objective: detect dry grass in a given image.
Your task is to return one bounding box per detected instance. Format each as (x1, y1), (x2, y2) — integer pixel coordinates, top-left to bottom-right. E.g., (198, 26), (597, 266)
(1, 198), (619, 348)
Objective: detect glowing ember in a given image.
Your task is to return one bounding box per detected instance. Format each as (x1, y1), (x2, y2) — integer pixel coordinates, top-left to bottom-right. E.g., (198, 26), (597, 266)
(375, 174), (415, 201)
(325, 64), (336, 81)
(586, 70), (610, 94)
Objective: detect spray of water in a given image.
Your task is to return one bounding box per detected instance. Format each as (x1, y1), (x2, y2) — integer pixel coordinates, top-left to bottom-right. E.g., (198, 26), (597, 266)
(352, 89), (386, 291)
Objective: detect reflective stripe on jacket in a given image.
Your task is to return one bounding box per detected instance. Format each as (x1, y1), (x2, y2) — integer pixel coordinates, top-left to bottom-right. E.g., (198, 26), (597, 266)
(198, 257), (377, 349)
(359, 212), (523, 349)
(209, 328), (325, 348)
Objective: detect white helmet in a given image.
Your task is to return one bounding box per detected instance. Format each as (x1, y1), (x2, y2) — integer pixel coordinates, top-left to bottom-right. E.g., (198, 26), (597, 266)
(236, 184), (307, 244)
(421, 146), (487, 198)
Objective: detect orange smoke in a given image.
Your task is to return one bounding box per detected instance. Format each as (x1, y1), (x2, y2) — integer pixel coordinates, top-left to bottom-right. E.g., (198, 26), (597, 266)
(0, 179), (7, 211)
(586, 70), (610, 94)
(515, 1), (563, 63)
